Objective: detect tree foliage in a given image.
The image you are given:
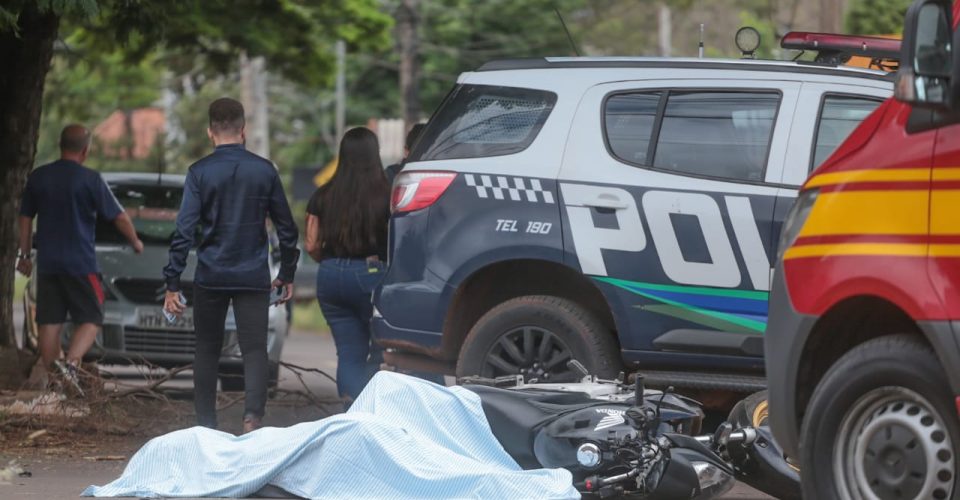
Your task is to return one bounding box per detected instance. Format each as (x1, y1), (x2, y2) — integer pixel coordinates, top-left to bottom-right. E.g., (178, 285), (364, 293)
(846, 0), (911, 35)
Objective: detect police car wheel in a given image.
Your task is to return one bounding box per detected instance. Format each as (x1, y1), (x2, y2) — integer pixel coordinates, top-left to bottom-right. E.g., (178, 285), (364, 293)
(800, 334), (959, 500)
(456, 295), (621, 383)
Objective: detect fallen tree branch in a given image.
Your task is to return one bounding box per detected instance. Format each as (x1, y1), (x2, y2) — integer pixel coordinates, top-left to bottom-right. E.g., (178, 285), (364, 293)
(279, 361), (336, 385)
(106, 364), (193, 399)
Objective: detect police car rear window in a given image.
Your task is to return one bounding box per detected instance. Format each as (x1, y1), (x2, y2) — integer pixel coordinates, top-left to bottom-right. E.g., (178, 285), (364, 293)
(410, 85), (557, 161)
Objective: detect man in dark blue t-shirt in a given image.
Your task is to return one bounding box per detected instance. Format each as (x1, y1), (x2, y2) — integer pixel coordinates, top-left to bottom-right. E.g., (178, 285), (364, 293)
(17, 124), (144, 393)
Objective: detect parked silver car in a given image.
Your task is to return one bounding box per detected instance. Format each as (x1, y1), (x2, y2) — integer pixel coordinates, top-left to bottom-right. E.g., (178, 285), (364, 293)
(23, 173), (289, 390)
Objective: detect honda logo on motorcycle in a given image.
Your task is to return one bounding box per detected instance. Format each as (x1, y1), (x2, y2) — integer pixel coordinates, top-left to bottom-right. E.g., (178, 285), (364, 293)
(594, 408), (626, 431)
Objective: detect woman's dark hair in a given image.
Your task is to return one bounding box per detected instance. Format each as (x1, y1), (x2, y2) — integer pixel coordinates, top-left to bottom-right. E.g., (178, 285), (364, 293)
(318, 127), (390, 257)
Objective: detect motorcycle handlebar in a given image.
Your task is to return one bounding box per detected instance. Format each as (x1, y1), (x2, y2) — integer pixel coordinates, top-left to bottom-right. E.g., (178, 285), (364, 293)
(693, 428), (757, 447)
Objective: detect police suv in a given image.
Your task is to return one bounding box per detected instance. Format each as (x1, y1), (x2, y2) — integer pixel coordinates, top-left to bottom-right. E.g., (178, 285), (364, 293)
(374, 35), (895, 390)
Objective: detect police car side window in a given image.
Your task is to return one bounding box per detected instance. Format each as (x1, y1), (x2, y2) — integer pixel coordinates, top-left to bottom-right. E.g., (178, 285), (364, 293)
(652, 91), (779, 182)
(604, 92), (662, 165)
(810, 95), (882, 170)
(410, 84), (558, 161)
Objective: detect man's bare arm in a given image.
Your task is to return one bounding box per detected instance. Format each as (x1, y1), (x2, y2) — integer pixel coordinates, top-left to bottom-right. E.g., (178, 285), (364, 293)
(113, 212), (144, 253)
(18, 215), (32, 257)
(17, 216), (33, 276)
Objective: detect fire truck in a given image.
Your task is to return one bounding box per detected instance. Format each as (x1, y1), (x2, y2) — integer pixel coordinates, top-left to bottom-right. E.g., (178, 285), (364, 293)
(766, 1), (960, 497)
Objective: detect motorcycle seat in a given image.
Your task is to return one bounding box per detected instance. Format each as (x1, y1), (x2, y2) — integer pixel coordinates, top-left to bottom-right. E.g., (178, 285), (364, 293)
(464, 385), (602, 469)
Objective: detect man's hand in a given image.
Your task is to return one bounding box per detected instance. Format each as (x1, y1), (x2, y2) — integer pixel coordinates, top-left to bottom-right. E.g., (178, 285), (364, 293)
(272, 279), (294, 305)
(16, 256), (32, 277)
(131, 238), (144, 254)
(164, 290), (186, 317)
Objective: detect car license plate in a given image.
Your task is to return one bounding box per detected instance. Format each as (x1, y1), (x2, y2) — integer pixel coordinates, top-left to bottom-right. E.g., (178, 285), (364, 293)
(137, 308), (194, 331)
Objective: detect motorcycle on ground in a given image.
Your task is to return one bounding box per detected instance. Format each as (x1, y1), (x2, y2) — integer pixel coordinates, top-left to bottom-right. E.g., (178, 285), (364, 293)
(462, 361), (800, 499)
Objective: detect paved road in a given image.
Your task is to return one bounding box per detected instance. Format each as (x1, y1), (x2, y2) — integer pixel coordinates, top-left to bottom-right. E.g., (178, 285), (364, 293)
(5, 308), (771, 499)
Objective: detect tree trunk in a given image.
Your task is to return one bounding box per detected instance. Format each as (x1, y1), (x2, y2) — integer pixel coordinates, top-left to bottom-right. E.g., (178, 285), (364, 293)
(658, 3), (672, 57)
(0, 5), (60, 387)
(396, 0), (421, 131)
(819, 0), (845, 33)
(240, 53), (271, 158)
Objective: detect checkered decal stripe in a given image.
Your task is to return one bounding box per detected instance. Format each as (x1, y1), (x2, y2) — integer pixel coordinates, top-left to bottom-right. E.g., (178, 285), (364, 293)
(463, 174), (555, 204)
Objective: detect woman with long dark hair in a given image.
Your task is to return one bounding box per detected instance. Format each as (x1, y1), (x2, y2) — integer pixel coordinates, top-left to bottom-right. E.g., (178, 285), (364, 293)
(304, 127), (390, 400)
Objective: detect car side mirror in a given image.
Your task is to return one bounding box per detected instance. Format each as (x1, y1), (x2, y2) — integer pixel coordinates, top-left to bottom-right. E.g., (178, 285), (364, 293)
(896, 0), (954, 108)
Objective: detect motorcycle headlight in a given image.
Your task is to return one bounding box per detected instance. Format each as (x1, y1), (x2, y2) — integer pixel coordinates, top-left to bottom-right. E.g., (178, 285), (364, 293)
(691, 461), (735, 498)
(776, 189), (818, 263)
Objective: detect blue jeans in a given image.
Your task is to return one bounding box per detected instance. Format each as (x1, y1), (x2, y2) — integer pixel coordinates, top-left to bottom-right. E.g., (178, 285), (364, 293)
(316, 258), (384, 399)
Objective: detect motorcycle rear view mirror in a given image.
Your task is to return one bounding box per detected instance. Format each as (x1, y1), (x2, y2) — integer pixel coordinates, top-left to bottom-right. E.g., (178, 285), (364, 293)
(895, 0), (955, 108)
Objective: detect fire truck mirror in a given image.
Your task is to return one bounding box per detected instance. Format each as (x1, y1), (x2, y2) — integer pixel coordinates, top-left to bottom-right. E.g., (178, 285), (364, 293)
(897, 0), (953, 108)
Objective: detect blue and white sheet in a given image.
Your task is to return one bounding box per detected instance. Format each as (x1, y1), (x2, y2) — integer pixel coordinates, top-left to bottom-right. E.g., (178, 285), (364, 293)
(83, 371), (579, 499)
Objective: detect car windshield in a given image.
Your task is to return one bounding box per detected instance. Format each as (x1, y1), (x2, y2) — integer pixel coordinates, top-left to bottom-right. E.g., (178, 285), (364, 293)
(97, 183), (184, 244)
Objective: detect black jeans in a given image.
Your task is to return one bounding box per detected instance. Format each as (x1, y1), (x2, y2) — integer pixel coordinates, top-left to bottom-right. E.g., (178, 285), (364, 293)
(193, 286), (270, 428)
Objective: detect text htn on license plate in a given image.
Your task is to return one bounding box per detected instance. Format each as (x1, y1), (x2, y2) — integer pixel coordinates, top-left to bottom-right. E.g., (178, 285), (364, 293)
(139, 310), (194, 330)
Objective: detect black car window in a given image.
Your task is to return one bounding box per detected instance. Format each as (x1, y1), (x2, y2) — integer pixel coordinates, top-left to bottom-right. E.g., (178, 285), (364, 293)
(604, 92), (662, 166)
(96, 184), (187, 244)
(653, 91), (779, 182)
(410, 84), (557, 161)
(811, 95), (882, 170)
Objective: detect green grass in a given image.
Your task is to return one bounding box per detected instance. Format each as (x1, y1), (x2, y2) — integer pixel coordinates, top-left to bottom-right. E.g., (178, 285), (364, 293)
(13, 274), (26, 302)
(292, 301), (329, 333)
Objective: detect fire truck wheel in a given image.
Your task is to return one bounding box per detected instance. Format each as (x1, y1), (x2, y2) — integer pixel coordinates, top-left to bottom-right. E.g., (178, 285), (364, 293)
(800, 334), (959, 500)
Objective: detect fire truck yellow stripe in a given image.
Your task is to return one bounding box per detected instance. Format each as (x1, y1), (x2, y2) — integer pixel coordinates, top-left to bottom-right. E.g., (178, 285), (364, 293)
(930, 244), (960, 257)
(805, 168), (930, 188)
(784, 243), (928, 259)
(932, 168), (960, 181)
(931, 190), (960, 234)
(799, 191), (928, 237)
(785, 243), (960, 259)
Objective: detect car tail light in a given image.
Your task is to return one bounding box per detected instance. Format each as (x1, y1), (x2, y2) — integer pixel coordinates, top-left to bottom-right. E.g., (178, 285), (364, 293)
(391, 171), (457, 213)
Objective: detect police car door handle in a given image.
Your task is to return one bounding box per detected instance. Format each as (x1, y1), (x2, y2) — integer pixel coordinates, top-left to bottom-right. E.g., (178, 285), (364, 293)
(584, 195), (628, 211)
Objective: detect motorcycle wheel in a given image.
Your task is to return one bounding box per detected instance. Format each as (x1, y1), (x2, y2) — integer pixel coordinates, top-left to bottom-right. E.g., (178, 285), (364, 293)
(727, 390), (801, 500)
(800, 334), (959, 500)
(456, 295), (621, 382)
(727, 390), (769, 428)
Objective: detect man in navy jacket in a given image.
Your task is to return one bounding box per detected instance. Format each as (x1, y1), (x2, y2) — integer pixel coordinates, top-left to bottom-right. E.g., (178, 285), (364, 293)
(163, 98), (299, 432)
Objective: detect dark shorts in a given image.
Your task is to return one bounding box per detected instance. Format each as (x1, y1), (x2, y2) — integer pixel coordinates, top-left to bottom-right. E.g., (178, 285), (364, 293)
(35, 273), (105, 326)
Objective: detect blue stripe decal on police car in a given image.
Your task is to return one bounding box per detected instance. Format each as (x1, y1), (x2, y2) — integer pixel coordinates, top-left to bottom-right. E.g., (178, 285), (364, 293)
(594, 277), (769, 333)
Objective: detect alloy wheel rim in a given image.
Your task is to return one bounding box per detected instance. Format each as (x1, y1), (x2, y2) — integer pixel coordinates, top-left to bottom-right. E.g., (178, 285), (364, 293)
(481, 326), (574, 381)
(834, 386), (955, 500)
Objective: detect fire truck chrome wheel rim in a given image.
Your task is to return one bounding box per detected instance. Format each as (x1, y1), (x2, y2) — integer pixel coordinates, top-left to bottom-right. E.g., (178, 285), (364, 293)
(482, 327), (573, 382)
(834, 387), (954, 500)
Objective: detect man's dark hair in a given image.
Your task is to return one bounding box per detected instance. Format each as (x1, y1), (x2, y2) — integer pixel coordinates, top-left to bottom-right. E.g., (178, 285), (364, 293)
(405, 123), (426, 151)
(208, 98), (245, 135)
(59, 124), (91, 153)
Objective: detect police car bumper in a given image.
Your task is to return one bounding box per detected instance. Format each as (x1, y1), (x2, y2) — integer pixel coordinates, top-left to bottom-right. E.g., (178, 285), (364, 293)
(371, 315), (444, 354)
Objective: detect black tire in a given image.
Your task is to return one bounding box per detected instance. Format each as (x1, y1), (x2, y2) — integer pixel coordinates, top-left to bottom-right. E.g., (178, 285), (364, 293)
(728, 390), (769, 428)
(456, 295), (621, 382)
(800, 334), (960, 500)
(727, 390), (802, 500)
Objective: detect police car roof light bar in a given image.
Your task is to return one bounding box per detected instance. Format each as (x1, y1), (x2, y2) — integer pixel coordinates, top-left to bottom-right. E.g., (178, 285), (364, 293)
(780, 31), (901, 65)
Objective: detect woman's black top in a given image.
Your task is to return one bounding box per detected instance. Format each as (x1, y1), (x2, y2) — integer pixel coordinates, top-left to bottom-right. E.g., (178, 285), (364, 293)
(306, 186), (389, 261)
